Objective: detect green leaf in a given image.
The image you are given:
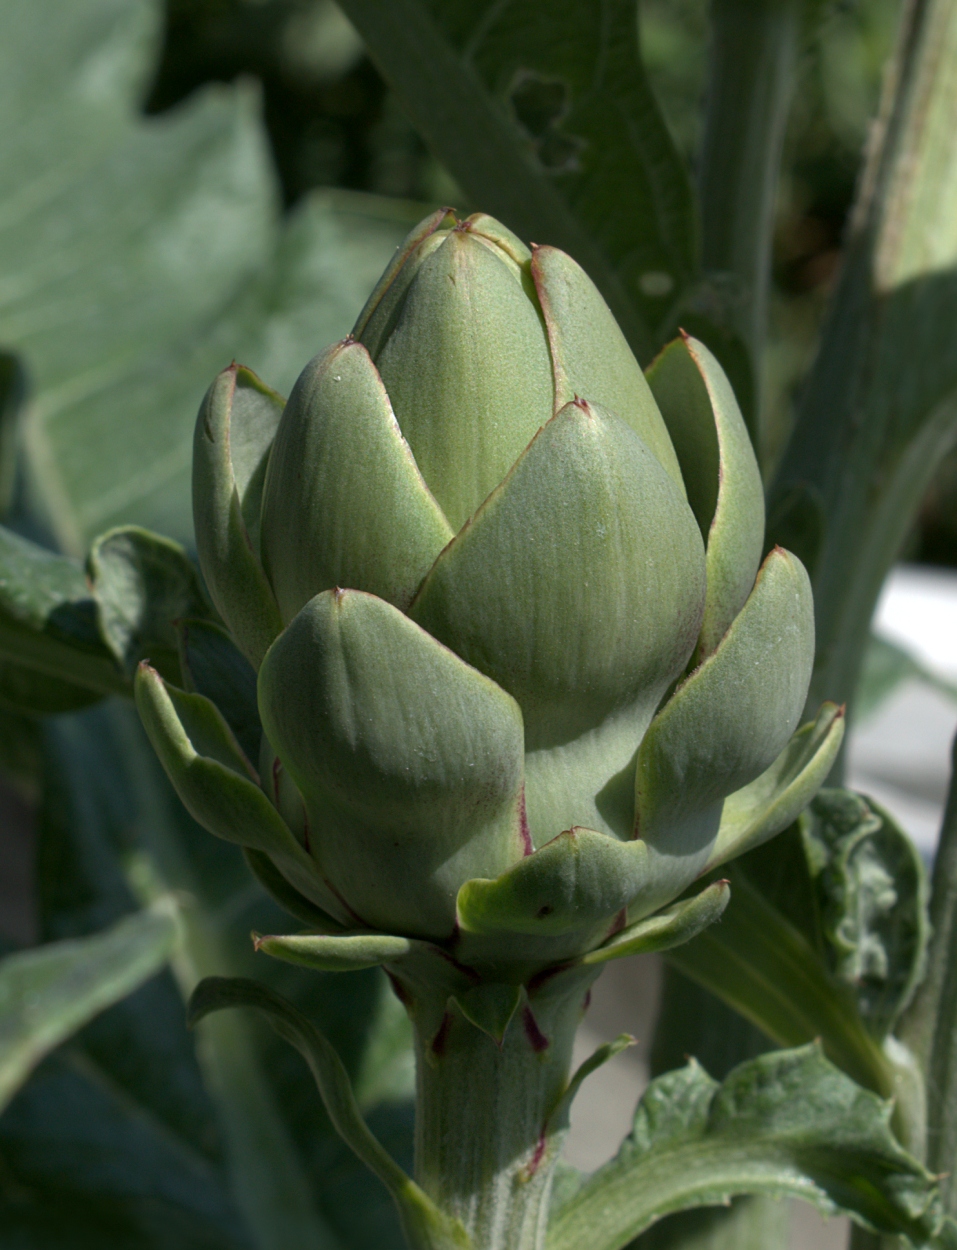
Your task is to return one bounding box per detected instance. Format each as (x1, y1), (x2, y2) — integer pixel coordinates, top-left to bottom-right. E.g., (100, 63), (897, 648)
(769, 0), (957, 719)
(665, 866), (896, 1103)
(902, 735), (957, 1218)
(547, 1045), (942, 1250)
(337, 0), (697, 359)
(584, 880), (730, 966)
(1, 0), (415, 554)
(646, 334), (765, 660)
(260, 338), (452, 623)
(634, 548), (815, 914)
(0, 349), (26, 514)
(88, 526), (214, 683)
(258, 588), (527, 938)
(804, 789), (929, 1038)
(0, 522), (126, 700)
(189, 976), (470, 1250)
(0, 905), (176, 1113)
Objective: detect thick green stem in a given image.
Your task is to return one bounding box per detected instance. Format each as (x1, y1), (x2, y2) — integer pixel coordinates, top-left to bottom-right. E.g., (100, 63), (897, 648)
(698, 0), (801, 435)
(408, 973), (594, 1250)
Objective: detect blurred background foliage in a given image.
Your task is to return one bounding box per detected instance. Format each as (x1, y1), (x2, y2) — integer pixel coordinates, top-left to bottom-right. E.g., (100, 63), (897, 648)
(0, 3), (953, 1246)
(147, 0), (956, 565)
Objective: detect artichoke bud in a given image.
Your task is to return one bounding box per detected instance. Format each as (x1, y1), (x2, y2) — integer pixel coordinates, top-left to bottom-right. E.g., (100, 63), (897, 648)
(164, 208), (840, 971)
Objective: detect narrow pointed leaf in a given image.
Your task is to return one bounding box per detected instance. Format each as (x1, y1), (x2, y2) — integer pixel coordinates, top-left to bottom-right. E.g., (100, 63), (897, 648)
(254, 932), (415, 973)
(547, 1045), (943, 1250)
(587, 880), (730, 965)
(546, 1034), (636, 1136)
(258, 588), (527, 938)
(532, 245), (683, 488)
(134, 661), (344, 921)
(705, 703), (846, 872)
(261, 339), (453, 623)
(647, 335), (765, 658)
(666, 866), (896, 1101)
(0, 906), (177, 1114)
(188, 976), (471, 1250)
(634, 547), (814, 914)
(193, 364), (285, 668)
(457, 827), (648, 937)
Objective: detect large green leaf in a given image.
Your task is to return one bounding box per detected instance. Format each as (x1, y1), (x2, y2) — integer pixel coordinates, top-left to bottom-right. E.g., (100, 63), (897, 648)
(336, 0), (697, 360)
(0, 904), (176, 1113)
(0, 700), (413, 1250)
(769, 0), (957, 717)
(0, 0), (414, 554)
(547, 1045), (942, 1250)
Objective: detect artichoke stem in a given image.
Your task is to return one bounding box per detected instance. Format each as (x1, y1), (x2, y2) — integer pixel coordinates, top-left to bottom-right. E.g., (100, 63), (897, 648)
(410, 976), (591, 1250)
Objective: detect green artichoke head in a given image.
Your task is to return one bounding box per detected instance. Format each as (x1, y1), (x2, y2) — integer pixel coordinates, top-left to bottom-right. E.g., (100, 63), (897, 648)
(139, 209), (843, 979)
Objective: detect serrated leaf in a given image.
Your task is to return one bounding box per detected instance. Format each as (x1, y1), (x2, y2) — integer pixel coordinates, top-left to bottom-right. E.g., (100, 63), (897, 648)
(804, 789), (929, 1038)
(547, 1045), (942, 1250)
(0, 905), (177, 1113)
(89, 526), (214, 683)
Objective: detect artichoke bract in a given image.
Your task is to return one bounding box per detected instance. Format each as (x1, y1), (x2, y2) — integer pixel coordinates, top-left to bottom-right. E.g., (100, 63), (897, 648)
(137, 208), (843, 978)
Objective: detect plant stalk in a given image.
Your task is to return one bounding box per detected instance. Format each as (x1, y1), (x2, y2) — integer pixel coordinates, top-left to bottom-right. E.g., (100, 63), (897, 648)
(405, 971), (596, 1250)
(697, 0), (801, 437)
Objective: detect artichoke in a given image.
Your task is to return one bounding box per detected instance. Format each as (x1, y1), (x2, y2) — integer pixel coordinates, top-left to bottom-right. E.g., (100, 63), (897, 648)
(136, 208), (843, 982)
